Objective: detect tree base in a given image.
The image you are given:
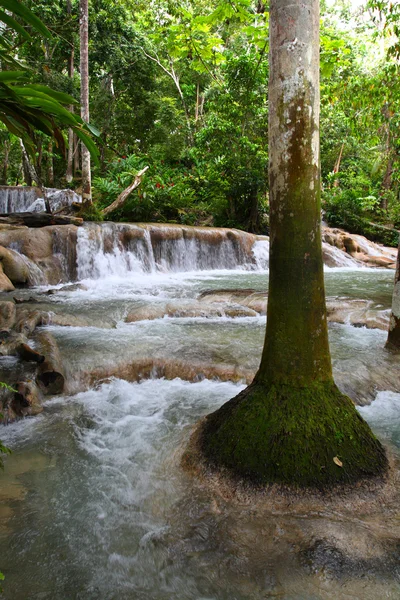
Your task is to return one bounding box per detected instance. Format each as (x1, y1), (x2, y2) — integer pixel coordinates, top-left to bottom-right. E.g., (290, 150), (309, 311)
(199, 381), (388, 489)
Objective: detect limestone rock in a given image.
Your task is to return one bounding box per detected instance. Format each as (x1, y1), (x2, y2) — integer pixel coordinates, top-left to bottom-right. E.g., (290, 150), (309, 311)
(0, 301), (16, 329)
(0, 263), (14, 292)
(0, 245), (29, 284)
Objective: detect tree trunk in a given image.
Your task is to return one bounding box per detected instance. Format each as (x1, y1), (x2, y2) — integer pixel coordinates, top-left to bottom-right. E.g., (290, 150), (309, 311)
(1, 140), (9, 185)
(386, 237), (400, 351)
(47, 141), (54, 187)
(80, 0), (91, 203)
(195, 0), (387, 489)
(66, 0), (75, 184)
(333, 142), (344, 187)
(20, 140), (38, 187)
(247, 188), (259, 233)
(74, 134), (80, 175)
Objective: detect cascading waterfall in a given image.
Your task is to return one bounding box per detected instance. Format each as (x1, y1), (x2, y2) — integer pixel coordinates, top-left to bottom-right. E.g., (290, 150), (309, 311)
(0, 186), (82, 214)
(76, 222), (263, 279)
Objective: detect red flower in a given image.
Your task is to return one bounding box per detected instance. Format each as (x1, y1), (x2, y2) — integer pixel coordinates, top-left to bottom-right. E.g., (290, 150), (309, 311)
(156, 183), (161, 188)
(122, 155), (126, 159)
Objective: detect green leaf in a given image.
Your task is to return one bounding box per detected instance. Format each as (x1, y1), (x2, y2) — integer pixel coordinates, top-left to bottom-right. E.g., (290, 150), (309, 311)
(84, 121), (101, 137)
(74, 127), (100, 165)
(26, 85), (77, 106)
(0, 9), (32, 39)
(0, 71), (27, 83)
(0, 0), (51, 38)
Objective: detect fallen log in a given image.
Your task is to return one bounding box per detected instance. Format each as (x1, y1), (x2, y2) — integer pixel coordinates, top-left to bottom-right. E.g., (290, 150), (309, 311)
(35, 332), (65, 395)
(102, 166), (149, 216)
(0, 212), (83, 227)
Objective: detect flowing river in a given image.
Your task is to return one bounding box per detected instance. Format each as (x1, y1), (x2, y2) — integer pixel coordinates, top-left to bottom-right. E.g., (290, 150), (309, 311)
(0, 223), (400, 599)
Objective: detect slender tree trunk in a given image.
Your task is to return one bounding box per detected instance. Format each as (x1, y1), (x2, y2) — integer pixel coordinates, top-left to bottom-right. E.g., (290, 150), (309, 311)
(247, 188), (259, 233)
(1, 140), (9, 185)
(333, 142), (344, 188)
(80, 0), (91, 203)
(195, 0), (387, 490)
(20, 140), (36, 186)
(386, 237), (400, 350)
(74, 133), (80, 176)
(66, 0), (75, 184)
(47, 142), (54, 187)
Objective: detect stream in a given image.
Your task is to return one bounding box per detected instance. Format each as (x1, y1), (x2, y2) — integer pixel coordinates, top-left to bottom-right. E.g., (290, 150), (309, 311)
(0, 224), (400, 599)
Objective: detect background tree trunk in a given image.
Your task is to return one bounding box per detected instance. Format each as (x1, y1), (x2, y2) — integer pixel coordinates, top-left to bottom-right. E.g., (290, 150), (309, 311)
(80, 0), (91, 203)
(47, 142), (54, 187)
(66, 0), (75, 185)
(386, 237), (400, 350)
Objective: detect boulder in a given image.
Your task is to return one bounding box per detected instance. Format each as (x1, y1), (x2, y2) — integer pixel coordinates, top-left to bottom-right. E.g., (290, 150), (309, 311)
(0, 245), (29, 284)
(0, 263), (14, 292)
(35, 332), (65, 395)
(0, 301), (16, 329)
(12, 380), (44, 417)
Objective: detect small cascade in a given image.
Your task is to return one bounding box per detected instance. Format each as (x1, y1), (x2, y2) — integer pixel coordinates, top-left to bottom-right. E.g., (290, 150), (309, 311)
(76, 223), (258, 279)
(76, 223), (153, 280)
(0, 187), (38, 213)
(0, 186), (82, 214)
(252, 238), (269, 270)
(322, 242), (361, 268)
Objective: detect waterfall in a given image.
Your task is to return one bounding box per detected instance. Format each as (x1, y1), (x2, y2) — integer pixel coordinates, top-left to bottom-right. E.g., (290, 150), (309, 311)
(0, 186), (82, 214)
(76, 223), (260, 279)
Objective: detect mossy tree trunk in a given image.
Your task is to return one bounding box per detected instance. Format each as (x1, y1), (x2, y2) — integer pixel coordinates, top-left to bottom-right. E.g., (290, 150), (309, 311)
(386, 238), (400, 350)
(198, 0), (388, 489)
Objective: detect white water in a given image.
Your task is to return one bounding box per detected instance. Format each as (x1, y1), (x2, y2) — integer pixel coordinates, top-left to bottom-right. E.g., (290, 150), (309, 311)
(76, 223), (262, 279)
(75, 223), (384, 283)
(0, 187), (81, 214)
(1, 223), (400, 600)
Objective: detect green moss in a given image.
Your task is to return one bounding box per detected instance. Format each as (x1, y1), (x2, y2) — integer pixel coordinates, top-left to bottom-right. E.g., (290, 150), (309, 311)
(78, 201), (104, 222)
(200, 381), (388, 489)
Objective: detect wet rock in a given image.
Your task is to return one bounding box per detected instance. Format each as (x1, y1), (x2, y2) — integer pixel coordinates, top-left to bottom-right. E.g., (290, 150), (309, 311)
(125, 301), (258, 323)
(198, 289), (268, 314)
(126, 305), (167, 322)
(326, 299), (390, 331)
(0, 330), (27, 356)
(47, 313), (94, 327)
(35, 332), (65, 395)
(15, 309), (46, 335)
(0, 301), (16, 329)
(322, 227), (397, 268)
(0, 245), (29, 284)
(46, 283), (89, 294)
(13, 295), (40, 304)
(16, 343), (45, 364)
(13, 380), (43, 417)
(76, 358), (254, 393)
(0, 263), (14, 292)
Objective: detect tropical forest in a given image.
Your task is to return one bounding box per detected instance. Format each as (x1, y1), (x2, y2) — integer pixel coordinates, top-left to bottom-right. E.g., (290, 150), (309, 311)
(0, 0), (400, 598)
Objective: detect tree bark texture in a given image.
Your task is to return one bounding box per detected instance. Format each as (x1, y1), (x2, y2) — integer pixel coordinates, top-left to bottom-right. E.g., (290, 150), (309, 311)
(80, 0), (91, 202)
(66, 0), (75, 184)
(386, 237), (400, 350)
(196, 0), (388, 489)
(259, 0), (331, 386)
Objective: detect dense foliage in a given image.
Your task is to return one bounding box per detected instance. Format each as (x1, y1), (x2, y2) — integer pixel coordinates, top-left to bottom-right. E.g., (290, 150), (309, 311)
(0, 0), (399, 239)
